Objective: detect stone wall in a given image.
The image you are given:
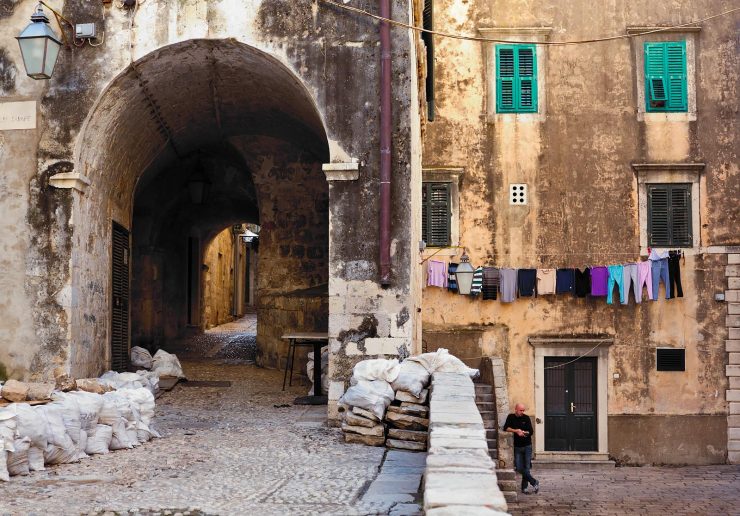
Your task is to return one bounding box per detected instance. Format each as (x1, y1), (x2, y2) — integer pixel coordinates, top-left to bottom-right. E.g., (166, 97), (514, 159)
(202, 227), (246, 330)
(424, 371), (508, 514)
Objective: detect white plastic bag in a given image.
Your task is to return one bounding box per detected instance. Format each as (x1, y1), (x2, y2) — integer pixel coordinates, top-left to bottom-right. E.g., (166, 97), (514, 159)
(0, 407), (17, 452)
(136, 370), (160, 395)
(339, 380), (395, 420)
(0, 445), (8, 482)
(27, 446), (45, 471)
(13, 404), (48, 449)
(108, 417), (133, 450)
(37, 404), (78, 464)
(118, 388), (157, 436)
(406, 348), (479, 378)
(48, 393), (82, 444)
(351, 359), (401, 383)
(86, 425), (112, 455)
(65, 391), (103, 435)
(391, 360), (431, 398)
(7, 437), (31, 476)
(130, 346), (153, 369)
(151, 349), (185, 379)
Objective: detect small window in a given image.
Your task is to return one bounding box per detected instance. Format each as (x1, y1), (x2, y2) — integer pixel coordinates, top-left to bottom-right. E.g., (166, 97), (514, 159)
(648, 183), (692, 247)
(496, 44), (537, 113)
(645, 41), (687, 112)
(422, 182), (451, 247)
(656, 348), (685, 371)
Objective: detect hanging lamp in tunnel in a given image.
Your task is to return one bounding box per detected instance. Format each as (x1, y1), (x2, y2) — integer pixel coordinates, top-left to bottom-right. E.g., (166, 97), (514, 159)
(187, 154), (212, 205)
(16, 3), (62, 80)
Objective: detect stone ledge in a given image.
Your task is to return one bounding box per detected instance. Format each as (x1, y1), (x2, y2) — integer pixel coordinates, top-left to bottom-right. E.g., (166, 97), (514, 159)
(323, 161), (360, 181)
(49, 172), (92, 193)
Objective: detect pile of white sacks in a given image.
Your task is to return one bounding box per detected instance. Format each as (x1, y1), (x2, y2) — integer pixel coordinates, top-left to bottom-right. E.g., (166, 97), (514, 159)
(0, 369), (163, 482)
(339, 349), (479, 450)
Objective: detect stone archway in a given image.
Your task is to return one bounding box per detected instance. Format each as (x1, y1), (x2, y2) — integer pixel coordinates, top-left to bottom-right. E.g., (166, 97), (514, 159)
(69, 38), (330, 376)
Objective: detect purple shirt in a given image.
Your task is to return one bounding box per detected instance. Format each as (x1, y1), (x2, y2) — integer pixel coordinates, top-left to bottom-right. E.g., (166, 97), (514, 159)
(590, 266), (609, 296)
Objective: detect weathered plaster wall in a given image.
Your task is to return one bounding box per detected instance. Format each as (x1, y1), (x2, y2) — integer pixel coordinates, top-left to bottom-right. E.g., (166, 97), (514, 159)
(422, 0), (738, 463)
(202, 227), (240, 330)
(0, 0), (420, 388)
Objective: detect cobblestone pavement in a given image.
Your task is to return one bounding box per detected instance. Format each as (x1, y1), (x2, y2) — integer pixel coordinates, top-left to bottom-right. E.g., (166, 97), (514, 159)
(0, 351), (417, 515)
(508, 465), (740, 515)
(167, 314), (258, 362)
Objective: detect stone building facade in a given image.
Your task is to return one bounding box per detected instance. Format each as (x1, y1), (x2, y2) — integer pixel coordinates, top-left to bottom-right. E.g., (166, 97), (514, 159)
(420, 0), (739, 464)
(0, 0), (424, 422)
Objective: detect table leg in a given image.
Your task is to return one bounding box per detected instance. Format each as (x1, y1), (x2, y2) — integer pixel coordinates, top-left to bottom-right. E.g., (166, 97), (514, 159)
(313, 341), (323, 396)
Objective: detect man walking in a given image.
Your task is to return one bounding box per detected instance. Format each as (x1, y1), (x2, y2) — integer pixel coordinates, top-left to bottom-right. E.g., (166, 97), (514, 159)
(504, 403), (539, 494)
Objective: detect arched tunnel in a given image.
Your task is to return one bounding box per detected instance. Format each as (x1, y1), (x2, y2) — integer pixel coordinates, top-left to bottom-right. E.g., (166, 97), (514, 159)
(74, 38), (330, 373)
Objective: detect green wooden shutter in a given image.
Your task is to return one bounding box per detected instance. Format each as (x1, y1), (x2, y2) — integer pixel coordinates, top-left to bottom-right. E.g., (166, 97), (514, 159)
(648, 184), (692, 247)
(422, 182), (450, 247)
(496, 44), (537, 113)
(645, 41), (687, 112)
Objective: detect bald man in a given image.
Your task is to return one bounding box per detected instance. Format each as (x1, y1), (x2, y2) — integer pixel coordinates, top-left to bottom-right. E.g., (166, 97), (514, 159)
(504, 403), (539, 494)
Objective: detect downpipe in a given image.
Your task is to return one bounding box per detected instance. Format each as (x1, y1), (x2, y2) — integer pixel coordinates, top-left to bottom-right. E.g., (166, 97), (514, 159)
(379, 0), (392, 286)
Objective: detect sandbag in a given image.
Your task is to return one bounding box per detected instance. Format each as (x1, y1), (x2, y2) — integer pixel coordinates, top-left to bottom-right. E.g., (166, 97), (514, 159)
(13, 404), (47, 449)
(130, 346), (153, 369)
(7, 437), (31, 476)
(391, 360), (431, 398)
(151, 349), (185, 379)
(77, 429), (88, 460)
(27, 446), (45, 471)
(0, 407), (17, 452)
(136, 370), (160, 395)
(339, 380), (395, 420)
(86, 425), (112, 455)
(98, 371), (144, 391)
(48, 393), (82, 444)
(351, 359), (401, 383)
(117, 388), (156, 435)
(64, 391), (103, 435)
(0, 445), (8, 482)
(406, 348), (479, 378)
(108, 417), (133, 450)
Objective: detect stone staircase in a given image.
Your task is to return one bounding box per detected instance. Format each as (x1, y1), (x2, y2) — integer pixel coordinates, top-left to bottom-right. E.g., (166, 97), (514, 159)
(475, 382), (518, 503)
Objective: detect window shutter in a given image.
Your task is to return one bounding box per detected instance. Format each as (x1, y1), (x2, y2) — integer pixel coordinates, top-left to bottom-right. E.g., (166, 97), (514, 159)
(423, 0), (435, 120)
(422, 182), (450, 247)
(666, 41), (687, 111)
(517, 46), (537, 112)
(670, 184), (692, 246)
(497, 46), (516, 112)
(648, 185), (670, 246)
(422, 184), (429, 244)
(645, 41), (687, 112)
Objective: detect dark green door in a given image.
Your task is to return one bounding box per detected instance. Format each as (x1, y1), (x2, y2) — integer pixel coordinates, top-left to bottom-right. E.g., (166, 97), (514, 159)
(544, 357), (597, 451)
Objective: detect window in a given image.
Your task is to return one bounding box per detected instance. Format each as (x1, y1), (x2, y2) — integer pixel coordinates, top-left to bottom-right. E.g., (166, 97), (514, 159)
(422, 182), (451, 247)
(647, 183), (692, 247)
(422, 0), (434, 121)
(496, 44), (537, 113)
(645, 41), (687, 112)
(656, 348), (685, 371)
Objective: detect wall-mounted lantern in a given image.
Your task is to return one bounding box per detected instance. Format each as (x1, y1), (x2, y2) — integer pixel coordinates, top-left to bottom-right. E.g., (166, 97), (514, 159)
(16, 4), (62, 80)
(454, 250), (475, 295)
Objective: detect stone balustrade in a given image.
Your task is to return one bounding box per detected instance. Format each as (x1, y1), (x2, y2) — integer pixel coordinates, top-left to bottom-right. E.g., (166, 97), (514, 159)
(423, 371), (510, 515)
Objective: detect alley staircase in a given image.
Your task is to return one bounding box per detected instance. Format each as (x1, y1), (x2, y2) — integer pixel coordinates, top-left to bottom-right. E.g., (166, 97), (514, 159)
(475, 381), (518, 503)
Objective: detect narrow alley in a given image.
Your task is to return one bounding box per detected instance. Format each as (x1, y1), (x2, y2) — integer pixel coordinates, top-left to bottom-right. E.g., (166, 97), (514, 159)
(0, 318), (422, 516)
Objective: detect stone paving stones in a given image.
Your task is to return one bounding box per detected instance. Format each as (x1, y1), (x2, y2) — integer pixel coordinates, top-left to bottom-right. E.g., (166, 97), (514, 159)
(386, 438), (426, 451)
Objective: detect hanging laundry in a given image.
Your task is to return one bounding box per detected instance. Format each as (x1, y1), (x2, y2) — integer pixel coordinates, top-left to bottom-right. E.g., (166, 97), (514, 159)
(636, 261), (653, 303)
(574, 267), (591, 298)
(518, 269), (537, 297)
(427, 259), (448, 288)
(499, 268), (517, 303)
(668, 251), (683, 298)
(482, 267), (500, 300)
(651, 258), (671, 300)
(470, 267), (484, 296)
(448, 262), (459, 292)
(555, 268), (575, 294)
(590, 266), (609, 297)
(606, 265), (624, 305)
(649, 249), (669, 261)
(537, 269), (556, 295)
(621, 263), (638, 304)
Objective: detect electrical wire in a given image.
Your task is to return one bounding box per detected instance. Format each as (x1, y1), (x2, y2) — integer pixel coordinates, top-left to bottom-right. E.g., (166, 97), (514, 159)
(316, 0), (740, 45)
(87, 30), (105, 47)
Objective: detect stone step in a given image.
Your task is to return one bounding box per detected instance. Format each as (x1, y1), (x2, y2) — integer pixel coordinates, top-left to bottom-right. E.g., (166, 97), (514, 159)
(503, 491), (518, 503)
(483, 422), (496, 430)
(496, 469), (516, 481)
(488, 449), (498, 460)
(476, 393), (494, 403)
(533, 459), (616, 469)
(474, 384), (492, 394)
(479, 410), (495, 418)
(486, 429), (497, 440)
(498, 479), (518, 492)
(476, 401), (495, 411)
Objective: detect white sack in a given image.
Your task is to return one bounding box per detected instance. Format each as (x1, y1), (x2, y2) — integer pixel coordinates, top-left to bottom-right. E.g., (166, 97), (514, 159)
(136, 370), (160, 395)
(27, 446), (45, 471)
(99, 371), (145, 391)
(108, 417), (133, 450)
(7, 437), (31, 476)
(36, 404), (78, 464)
(339, 380), (395, 420)
(0, 446), (8, 482)
(86, 425), (112, 455)
(406, 348), (479, 378)
(0, 407), (17, 452)
(77, 429), (88, 460)
(65, 391), (103, 434)
(151, 349), (185, 379)
(48, 394), (82, 444)
(13, 403), (47, 449)
(391, 360), (431, 398)
(130, 346), (153, 369)
(351, 359), (401, 384)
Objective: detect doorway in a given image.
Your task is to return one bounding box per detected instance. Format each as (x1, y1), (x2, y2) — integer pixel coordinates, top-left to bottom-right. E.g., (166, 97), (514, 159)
(544, 357), (597, 451)
(111, 222), (130, 372)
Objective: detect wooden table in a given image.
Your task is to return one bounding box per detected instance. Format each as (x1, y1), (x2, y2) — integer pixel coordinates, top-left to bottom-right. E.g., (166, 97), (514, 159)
(281, 332), (329, 405)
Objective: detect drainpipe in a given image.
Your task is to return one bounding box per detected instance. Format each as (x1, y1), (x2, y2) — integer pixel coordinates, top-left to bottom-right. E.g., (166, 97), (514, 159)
(379, 0), (392, 286)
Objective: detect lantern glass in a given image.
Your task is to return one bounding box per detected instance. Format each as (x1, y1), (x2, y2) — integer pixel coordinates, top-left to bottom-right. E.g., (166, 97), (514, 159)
(16, 7), (62, 80)
(455, 259), (475, 295)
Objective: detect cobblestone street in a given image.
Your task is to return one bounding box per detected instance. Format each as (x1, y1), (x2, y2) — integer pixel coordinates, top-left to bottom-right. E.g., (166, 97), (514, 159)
(508, 465), (740, 515)
(0, 318), (422, 515)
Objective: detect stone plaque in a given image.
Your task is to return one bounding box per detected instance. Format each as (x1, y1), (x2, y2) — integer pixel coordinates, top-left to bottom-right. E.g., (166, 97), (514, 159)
(0, 101), (37, 130)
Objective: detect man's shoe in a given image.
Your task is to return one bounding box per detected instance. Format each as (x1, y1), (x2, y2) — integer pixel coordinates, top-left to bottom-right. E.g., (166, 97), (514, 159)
(532, 481), (540, 494)
(521, 488), (532, 495)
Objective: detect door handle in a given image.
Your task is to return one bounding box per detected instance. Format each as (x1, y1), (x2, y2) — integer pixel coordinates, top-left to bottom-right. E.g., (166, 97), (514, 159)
(570, 402), (575, 413)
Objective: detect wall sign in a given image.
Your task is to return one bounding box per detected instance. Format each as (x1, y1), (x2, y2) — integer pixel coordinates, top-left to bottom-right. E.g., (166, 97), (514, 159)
(0, 101), (37, 130)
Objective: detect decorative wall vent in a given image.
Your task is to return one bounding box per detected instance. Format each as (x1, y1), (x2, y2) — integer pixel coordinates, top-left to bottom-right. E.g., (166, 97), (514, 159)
(509, 183), (527, 205)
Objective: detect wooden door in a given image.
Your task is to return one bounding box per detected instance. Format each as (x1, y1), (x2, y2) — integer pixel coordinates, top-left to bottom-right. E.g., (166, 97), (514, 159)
(544, 357), (597, 451)
(111, 222), (130, 372)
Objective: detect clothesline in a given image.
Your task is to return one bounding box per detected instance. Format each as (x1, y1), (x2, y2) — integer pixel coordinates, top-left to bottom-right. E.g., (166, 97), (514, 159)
(421, 247), (685, 266)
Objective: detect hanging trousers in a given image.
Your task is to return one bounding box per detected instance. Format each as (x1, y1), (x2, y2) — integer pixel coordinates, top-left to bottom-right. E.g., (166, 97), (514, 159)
(651, 258), (671, 300)
(606, 265), (624, 305)
(668, 252), (684, 298)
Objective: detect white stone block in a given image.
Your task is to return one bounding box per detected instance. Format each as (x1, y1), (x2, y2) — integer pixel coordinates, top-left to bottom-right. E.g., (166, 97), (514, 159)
(428, 436), (489, 452)
(429, 410), (483, 427)
(729, 254), (740, 265)
(426, 506), (509, 516)
(730, 328), (740, 340)
(424, 471), (507, 511)
(364, 337), (411, 356)
(727, 390), (740, 402)
(376, 313), (391, 338)
(328, 381), (346, 401)
(726, 291), (740, 303)
(730, 353), (740, 365)
(727, 340), (740, 353)
(730, 278), (740, 290)
(729, 365), (740, 377)
(728, 428), (740, 440)
(390, 313), (412, 338)
(727, 265), (740, 277)
(345, 342), (362, 356)
(730, 377), (740, 390)
(728, 440), (740, 451)
(728, 316), (740, 328)
(328, 314), (350, 338)
(730, 402), (740, 415)
(328, 295), (345, 314)
(729, 451), (740, 464)
(729, 304), (740, 315)
(430, 400), (480, 414)
(729, 415), (740, 427)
